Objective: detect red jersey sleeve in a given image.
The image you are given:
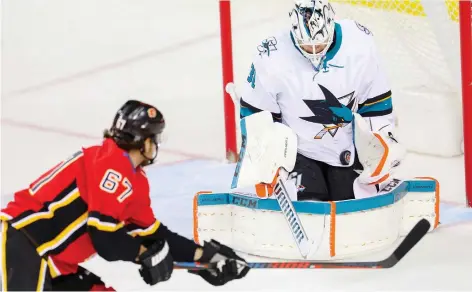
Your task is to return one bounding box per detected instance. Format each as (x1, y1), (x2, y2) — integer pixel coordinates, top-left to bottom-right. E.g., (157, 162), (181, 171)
(123, 176), (161, 238)
(119, 169), (200, 262)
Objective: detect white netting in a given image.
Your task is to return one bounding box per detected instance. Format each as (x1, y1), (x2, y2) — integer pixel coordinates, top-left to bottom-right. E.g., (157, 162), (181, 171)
(331, 0), (466, 157)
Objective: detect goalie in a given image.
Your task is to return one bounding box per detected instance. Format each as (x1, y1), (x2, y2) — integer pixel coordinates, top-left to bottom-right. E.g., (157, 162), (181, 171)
(234, 0), (405, 201)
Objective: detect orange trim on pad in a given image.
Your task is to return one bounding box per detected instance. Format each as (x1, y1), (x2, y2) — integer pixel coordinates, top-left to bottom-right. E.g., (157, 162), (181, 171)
(255, 168), (280, 198)
(369, 173), (390, 186)
(416, 177), (440, 229)
(329, 201), (336, 257)
(193, 191), (212, 245)
(372, 133), (389, 177)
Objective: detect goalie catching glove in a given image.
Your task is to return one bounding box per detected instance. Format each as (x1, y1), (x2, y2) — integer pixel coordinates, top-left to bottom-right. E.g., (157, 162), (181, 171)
(189, 240), (250, 286)
(353, 112), (405, 185)
(137, 240), (174, 286)
(353, 113), (406, 198)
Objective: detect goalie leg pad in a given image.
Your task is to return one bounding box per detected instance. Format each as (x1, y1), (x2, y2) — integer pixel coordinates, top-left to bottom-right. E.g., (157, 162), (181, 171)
(231, 111), (297, 190)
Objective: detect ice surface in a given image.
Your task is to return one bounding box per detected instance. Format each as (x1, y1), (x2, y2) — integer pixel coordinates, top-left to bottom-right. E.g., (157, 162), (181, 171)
(2, 0), (472, 290)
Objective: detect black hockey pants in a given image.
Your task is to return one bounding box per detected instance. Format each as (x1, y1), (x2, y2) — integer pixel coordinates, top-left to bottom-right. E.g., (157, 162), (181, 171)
(0, 221), (109, 291)
(291, 153), (362, 201)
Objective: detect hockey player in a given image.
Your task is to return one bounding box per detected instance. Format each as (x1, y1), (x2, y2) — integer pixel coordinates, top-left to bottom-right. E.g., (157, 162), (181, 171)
(0, 100), (249, 291)
(238, 0), (403, 201)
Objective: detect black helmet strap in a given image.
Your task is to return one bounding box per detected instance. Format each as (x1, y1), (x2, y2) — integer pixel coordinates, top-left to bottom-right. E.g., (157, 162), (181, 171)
(139, 139), (158, 166)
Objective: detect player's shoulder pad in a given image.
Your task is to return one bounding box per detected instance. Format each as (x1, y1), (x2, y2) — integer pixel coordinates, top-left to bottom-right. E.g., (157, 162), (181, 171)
(251, 31), (293, 74)
(337, 19), (375, 45)
(336, 19), (378, 61)
(252, 31), (292, 60)
(90, 143), (135, 178)
(255, 36), (279, 58)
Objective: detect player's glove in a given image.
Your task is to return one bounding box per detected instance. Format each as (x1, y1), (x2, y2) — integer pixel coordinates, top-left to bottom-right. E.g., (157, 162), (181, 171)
(189, 239), (250, 286)
(137, 240), (174, 285)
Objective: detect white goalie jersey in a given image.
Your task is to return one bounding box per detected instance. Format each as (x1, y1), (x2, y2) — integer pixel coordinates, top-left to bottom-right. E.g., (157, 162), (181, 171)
(240, 19), (396, 167)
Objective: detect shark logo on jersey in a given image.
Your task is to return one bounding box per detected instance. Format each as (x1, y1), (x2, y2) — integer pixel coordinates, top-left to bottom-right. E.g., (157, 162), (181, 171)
(257, 37), (278, 57)
(300, 84), (356, 139)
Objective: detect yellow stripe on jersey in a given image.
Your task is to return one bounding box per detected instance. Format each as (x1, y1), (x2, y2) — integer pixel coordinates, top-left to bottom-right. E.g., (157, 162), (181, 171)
(0, 212), (12, 221)
(29, 151), (83, 195)
(1, 221), (8, 291)
(36, 259), (48, 292)
(47, 257), (61, 278)
(127, 220), (161, 237)
(37, 212), (88, 256)
(87, 217), (125, 232)
(363, 95), (392, 107)
(12, 189), (80, 229)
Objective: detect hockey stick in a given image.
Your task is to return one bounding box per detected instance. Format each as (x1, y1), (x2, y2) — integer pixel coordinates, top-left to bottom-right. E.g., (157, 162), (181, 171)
(175, 218), (430, 270)
(273, 168), (312, 258)
(225, 82), (240, 109)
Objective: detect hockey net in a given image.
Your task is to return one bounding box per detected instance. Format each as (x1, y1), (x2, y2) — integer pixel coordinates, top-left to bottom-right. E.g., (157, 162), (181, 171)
(219, 0), (471, 204)
(330, 0), (470, 158)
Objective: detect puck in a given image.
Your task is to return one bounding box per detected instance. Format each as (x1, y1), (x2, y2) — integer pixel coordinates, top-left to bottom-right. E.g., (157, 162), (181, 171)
(340, 150), (351, 166)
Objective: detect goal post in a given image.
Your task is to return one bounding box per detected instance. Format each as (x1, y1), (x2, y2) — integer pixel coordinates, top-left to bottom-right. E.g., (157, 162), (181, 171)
(219, 0), (237, 163)
(219, 0), (472, 206)
(459, 0), (472, 207)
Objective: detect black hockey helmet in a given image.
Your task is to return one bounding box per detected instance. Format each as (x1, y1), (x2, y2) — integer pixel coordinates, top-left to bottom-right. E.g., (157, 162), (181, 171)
(106, 100), (165, 164)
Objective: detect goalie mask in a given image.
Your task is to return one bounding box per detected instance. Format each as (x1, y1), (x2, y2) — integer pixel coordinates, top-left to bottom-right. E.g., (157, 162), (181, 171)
(289, 0), (336, 70)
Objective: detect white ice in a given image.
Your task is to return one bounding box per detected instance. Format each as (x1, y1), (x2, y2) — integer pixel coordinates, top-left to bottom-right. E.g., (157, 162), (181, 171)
(2, 0), (472, 291)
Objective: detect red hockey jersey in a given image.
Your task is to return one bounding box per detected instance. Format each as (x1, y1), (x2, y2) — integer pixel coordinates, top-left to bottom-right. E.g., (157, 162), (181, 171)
(0, 138), (163, 277)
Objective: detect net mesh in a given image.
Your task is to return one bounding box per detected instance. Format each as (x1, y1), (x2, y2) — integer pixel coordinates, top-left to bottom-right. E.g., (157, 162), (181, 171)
(332, 0), (459, 20)
(328, 0), (465, 156)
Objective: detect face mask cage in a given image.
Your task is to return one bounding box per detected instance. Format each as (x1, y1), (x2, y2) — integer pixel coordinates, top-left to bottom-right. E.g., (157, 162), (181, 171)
(152, 133), (165, 147)
(139, 133), (163, 167)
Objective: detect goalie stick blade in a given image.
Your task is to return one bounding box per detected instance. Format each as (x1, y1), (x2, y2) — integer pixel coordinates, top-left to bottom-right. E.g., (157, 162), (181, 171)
(175, 219), (430, 270)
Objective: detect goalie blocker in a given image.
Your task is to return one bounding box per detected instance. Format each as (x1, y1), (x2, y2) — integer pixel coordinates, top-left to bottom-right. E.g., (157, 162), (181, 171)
(193, 111), (440, 260)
